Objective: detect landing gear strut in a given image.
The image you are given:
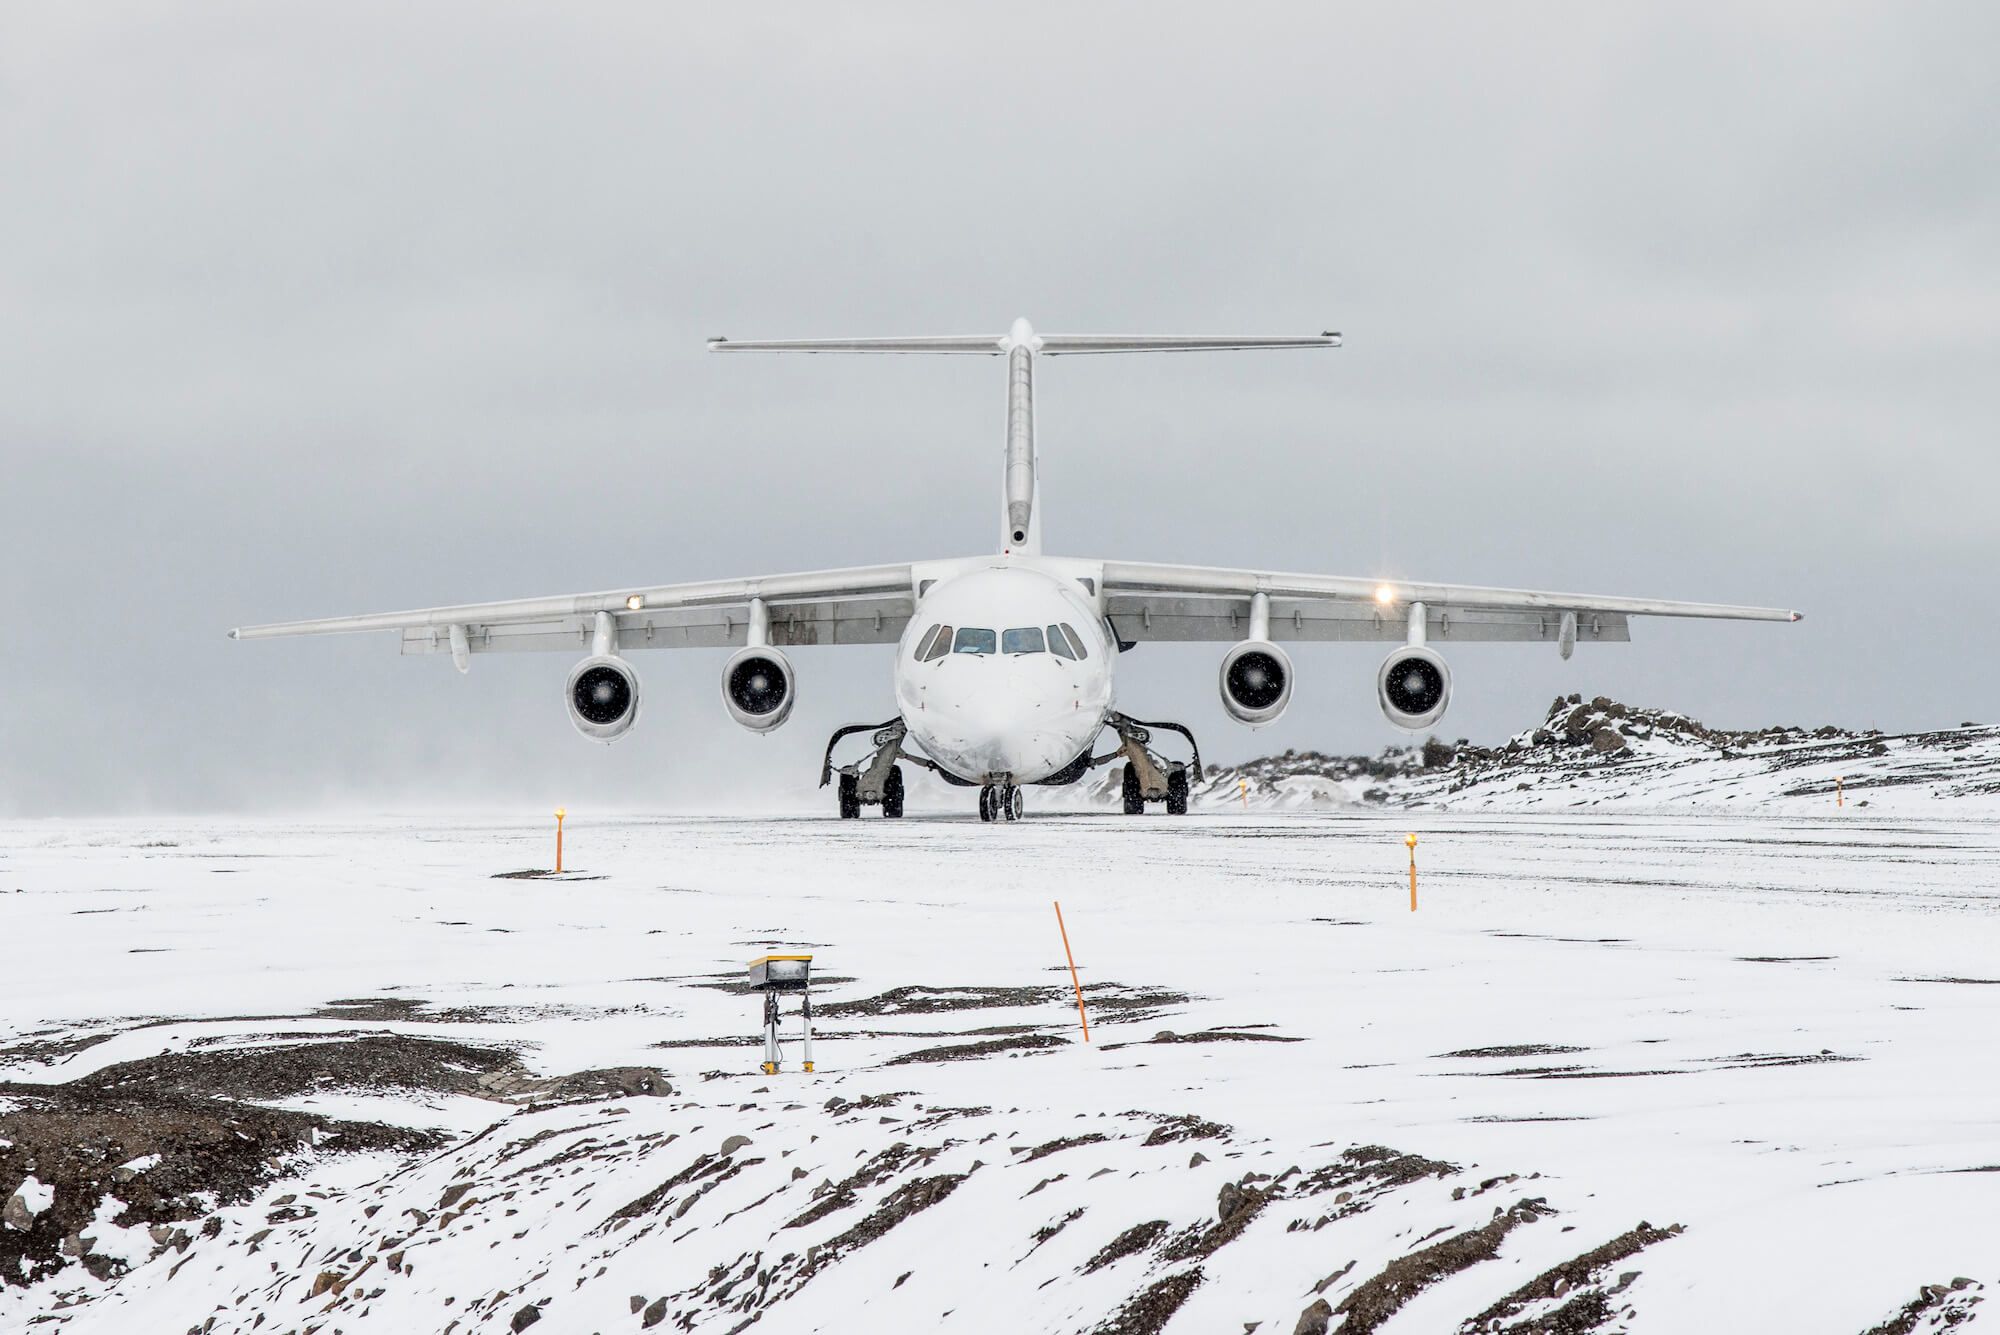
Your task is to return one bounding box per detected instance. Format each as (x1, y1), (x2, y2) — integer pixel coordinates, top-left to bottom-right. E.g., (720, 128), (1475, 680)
(978, 784), (1023, 823)
(822, 718), (914, 819)
(1106, 712), (1198, 816)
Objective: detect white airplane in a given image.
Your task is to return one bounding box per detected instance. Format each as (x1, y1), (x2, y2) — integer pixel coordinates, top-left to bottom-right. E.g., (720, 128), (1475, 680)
(232, 318), (1800, 822)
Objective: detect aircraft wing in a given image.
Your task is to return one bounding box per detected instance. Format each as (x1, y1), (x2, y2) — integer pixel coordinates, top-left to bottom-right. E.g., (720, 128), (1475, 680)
(230, 563), (918, 663)
(1095, 560), (1800, 648)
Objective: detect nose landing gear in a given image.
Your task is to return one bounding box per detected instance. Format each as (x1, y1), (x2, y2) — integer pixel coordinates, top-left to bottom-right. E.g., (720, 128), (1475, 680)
(978, 784), (1023, 822)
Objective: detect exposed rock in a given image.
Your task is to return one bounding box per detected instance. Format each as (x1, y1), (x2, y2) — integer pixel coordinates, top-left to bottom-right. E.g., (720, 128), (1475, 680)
(1293, 1298), (1334, 1335)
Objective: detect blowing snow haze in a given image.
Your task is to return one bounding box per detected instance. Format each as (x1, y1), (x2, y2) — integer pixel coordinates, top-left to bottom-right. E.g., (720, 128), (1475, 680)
(2, 4), (1996, 816)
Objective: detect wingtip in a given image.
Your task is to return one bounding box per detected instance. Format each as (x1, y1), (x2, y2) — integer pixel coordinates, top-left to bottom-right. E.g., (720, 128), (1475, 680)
(1790, 611), (1804, 622)
(227, 628), (240, 640)
(706, 336), (728, 349)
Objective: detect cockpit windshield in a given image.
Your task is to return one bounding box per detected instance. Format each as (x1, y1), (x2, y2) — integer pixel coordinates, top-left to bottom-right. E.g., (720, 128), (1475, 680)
(951, 627), (998, 655)
(1001, 627), (1046, 655)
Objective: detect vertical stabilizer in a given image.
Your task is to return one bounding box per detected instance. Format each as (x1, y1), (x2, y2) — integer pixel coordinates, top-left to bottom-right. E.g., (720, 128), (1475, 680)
(1000, 318), (1041, 554)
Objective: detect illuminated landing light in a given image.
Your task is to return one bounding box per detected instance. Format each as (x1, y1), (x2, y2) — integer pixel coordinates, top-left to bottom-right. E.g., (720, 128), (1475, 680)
(1374, 584), (1397, 606)
(626, 594), (645, 611)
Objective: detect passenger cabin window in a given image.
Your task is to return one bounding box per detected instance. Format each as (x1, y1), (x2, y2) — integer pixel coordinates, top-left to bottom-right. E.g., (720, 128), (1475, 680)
(952, 627), (997, 655)
(1048, 624), (1076, 660)
(916, 624), (952, 661)
(1002, 626), (1046, 655)
(1059, 623), (1088, 659)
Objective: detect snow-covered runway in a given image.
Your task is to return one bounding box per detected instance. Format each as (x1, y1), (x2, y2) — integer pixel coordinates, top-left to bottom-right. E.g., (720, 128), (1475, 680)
(3, 812), (1997, 1332)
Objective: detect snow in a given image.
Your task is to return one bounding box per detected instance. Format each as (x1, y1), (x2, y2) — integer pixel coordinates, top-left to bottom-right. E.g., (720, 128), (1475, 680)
(8, 1177), (52, 1221)
(1, 809), (1998, 1331)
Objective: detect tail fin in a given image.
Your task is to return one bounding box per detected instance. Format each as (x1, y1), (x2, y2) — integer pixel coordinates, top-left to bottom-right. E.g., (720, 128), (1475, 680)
(707, 319), (1339, 553)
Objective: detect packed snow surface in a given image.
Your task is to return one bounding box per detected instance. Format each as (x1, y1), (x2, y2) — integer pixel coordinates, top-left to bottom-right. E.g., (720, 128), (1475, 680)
(2, 809), (1998, 1333)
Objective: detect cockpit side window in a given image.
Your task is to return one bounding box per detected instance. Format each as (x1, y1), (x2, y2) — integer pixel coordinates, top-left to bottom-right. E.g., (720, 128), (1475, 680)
(952, 627), (997, 655)
(916, 624), (952, 661)
(1048, 624), (1076, 660)
(1059, 623), (1088, 659)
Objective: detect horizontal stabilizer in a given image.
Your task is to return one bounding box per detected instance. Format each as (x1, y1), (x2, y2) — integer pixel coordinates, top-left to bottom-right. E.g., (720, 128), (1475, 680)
(707, 335), (1005, 354)
(1036, 333), (1340, 355)
(706, 328), (1341, 356)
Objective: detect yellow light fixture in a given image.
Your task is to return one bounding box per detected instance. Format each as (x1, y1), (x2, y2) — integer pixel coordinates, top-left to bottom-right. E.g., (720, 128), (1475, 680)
(626, 594), (644, 611)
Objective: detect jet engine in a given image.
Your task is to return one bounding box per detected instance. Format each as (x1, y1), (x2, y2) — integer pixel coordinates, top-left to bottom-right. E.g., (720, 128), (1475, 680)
(566, 654), (641, 743)
(1377, 646), (1451, 731)
(722, 647), (796, 732)
(1219, 640), (1293, 727)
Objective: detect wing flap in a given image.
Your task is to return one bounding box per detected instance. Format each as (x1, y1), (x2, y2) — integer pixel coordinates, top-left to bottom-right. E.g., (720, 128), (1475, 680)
(396, 592), (915, 657)
(1104, 593), (1630, 644)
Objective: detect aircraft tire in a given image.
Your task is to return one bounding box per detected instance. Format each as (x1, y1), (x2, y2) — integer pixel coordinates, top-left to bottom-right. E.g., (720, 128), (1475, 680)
(1166, 765), (1189, 816)
(883, 766), (905, 818)
(838, 773), (860, 820)
(1121, 764), (1145, 815)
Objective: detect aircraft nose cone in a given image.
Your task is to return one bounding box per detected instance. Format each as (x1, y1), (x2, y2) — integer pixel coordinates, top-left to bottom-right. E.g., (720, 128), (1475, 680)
(929, 678), (1082, 781)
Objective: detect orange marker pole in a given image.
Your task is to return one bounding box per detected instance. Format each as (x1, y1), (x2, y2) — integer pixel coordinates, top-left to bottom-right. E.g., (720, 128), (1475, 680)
(1836, 776), (1843, 808)
(554, 807), (566, 874)
(1238, 779), (1248, 809)
(1405, 832), (1418, 911)
(1053, 900), (1090, 1042)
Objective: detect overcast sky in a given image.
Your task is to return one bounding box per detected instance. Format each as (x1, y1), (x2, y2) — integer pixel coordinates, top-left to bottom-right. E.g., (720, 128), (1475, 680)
(3, 4), (1996, 816)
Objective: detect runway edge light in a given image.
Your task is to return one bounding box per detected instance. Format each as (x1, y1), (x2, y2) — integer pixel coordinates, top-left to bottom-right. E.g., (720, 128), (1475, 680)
(749, 955), (815, 1074)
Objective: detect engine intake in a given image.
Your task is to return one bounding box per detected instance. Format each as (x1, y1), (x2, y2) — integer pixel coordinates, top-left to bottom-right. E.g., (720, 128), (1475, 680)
(566, 655), (641, 743)
(1377, 646), (1451, 730)
(1219, 640), (1293, 727)
(722, 647), (796, 732)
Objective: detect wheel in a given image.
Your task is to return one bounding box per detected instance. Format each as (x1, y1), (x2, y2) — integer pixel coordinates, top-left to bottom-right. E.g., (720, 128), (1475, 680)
(882, 766), (905, 818)
(1121, 764), (1145, 815)
(837, 773), (860, 819)
(1004, 786), (1023, 822)
(1166, 765), (1189, 816)
(978, 786), (994, 822)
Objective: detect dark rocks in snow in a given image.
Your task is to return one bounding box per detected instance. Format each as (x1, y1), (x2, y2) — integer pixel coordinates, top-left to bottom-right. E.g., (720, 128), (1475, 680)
(1092, 1268), (1204, 1335)
(1330, 1197), (1555, 1334)
(1083, 1219), (1170, 1273)
(1292, 1297), (1334, 1335)
(1466, 1219), (1682, 1331)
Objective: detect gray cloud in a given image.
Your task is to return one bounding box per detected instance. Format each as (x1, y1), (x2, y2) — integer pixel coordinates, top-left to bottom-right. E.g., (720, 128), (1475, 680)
(3, 3), (1996, 815)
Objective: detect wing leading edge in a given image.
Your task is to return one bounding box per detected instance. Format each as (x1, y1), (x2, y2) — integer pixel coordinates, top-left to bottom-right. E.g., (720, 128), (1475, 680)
(229, 563), (919, 660)
(1096, 559), (1799, 646)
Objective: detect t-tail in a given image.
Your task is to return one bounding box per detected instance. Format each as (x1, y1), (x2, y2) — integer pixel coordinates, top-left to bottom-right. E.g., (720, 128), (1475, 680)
(708, 318), (1340, 554)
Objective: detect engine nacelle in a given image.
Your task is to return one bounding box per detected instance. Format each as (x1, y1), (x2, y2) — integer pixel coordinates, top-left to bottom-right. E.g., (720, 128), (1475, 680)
(1219, 640), (1293, 727)
(722, 647), (796, 732)
(1377, 645), (1452, 731)
(566, 654), (641, 743)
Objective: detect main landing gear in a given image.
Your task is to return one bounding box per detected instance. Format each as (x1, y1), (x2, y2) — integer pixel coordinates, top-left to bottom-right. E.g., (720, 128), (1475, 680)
(978, 784), (1024, 823)
(821, 718), (911, 820)
(1107, 712), (1197, 816)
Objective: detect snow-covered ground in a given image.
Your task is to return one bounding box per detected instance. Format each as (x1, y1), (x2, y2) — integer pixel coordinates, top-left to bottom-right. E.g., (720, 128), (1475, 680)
(1138, 698), (2000, 818)
(3, 811), (1999, 1333)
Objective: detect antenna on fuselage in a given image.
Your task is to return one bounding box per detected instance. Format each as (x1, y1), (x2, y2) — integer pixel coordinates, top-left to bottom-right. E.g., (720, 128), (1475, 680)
(707, 320), (1340, 554)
